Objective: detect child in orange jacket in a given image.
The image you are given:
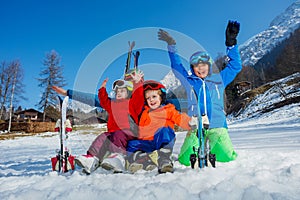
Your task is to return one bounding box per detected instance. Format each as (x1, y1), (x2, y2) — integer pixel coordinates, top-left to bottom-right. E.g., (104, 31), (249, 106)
(127, 80), (197, 173)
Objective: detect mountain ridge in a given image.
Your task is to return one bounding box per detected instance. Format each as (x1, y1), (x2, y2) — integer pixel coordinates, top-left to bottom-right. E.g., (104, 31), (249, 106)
(239, 1), (300, 67)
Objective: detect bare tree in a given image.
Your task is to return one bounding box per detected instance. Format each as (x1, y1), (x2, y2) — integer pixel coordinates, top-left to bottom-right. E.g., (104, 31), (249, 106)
(0, 60), (26, 121)
(0, 61), (10, 120)
(8, 61), (20, 132)
(37, 50), (66, 121)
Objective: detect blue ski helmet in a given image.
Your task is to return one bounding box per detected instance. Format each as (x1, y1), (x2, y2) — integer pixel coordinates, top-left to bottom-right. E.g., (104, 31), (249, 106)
(189, 51), (213, 67)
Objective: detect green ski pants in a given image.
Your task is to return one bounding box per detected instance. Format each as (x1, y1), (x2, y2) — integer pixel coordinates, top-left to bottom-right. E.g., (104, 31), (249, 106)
(178, 128), (237, 166)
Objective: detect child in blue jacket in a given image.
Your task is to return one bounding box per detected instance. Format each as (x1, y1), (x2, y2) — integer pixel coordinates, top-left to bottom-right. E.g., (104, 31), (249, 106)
(158, 21), (242, 164)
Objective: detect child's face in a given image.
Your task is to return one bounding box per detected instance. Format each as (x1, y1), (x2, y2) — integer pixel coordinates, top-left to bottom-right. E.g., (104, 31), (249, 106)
(116, 88), (128, 100)
(145, 90), (162, 110)
(192, 63), (209, 78)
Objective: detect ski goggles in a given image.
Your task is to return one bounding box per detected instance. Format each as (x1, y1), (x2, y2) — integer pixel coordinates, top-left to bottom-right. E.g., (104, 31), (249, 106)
(143, 81), (166, 93)
(189, 52), (211, 66)
(112, 79), (133, 91)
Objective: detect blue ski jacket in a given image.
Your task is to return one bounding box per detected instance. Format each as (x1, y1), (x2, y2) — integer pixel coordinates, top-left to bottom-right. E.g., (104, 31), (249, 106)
(168, 45), (242, 128)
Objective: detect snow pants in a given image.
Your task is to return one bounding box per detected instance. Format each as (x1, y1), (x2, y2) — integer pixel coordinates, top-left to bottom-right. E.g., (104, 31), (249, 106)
(88, 129), (136, 161)
(178, 128), (237, 166)
(127, 127), (176, 153)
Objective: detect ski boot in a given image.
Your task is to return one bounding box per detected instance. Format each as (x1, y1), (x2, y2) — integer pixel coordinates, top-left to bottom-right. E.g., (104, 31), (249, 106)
(158, 148), (174, 174)
(75, 154), (100, 174)
(128, 151), (157, 173)
(101, 153), (126, 173)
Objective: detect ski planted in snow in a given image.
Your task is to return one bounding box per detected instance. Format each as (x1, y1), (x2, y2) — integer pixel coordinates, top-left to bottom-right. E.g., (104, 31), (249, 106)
(190, 87), (216, 169)
(51, 96), (75, 173)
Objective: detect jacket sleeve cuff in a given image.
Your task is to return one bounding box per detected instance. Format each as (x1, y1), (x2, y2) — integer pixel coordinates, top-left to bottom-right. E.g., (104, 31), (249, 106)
(167, 45), (177, 53)
(226, 44), (238, 50)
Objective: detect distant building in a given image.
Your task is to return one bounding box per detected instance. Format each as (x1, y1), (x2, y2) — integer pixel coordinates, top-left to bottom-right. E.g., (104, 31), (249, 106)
(14, 108), (54, 122)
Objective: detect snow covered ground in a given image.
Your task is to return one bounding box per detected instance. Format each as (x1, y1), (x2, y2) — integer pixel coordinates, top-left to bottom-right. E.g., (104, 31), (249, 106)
(0, 103), (300, 200)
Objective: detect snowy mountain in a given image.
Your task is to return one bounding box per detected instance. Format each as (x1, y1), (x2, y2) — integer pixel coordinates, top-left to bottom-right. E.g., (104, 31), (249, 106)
(160, 70), (181, 91)
(239, 1), (300, 67)
(69, 100), (97, 113)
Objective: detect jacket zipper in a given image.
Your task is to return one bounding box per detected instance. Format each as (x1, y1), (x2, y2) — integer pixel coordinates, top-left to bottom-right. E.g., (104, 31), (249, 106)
(215, 85), (220, 99)
(202, 80), (207, 115)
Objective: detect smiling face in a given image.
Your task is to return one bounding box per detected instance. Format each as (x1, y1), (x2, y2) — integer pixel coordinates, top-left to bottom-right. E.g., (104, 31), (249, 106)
(192, 63), (209, 79)
(145, 90), (162, 110)
(115, 87), (128, 100)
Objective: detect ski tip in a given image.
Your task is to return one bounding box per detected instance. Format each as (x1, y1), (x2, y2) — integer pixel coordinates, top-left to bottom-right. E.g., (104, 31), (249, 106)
(57, 95), (63, 102)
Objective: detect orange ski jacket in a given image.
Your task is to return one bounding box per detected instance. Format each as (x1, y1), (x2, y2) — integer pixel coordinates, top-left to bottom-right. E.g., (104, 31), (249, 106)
(138, 103), (191, 140)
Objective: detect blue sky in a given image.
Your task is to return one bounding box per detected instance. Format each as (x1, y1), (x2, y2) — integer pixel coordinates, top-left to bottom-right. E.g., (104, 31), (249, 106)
(0, 0), (297, 110)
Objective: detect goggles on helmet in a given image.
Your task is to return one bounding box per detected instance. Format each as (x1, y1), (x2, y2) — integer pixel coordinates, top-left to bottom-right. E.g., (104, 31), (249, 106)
(143, 80), (166, 93)
(189, 52), (212, 66)
(112, 79), (133, 91)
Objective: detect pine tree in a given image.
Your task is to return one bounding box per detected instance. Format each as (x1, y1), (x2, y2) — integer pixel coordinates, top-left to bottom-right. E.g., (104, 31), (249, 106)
(37, 50), (66, 122)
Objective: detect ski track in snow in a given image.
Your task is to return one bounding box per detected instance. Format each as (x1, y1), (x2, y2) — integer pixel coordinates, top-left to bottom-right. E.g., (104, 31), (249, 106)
(1, 109), (300, 200)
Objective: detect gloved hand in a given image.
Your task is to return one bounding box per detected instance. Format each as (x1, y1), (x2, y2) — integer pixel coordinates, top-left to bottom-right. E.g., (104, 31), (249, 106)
(225, 20), (240, 46)
(189, 116), (198, 130)
(158, 29), (176, 45)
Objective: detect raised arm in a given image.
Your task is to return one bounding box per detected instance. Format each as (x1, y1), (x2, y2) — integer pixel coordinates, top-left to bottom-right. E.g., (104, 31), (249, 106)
(221, 21), (242, 86)
(98, 78), (111, 111)
(52, 85), (101, 108)
(130, 70), (145, 117)
(158, 29), (189, 83)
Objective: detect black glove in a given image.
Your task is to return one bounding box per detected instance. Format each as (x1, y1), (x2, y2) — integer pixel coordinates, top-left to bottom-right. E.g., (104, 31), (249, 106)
(158, 29), (176, 45)
(225, 20), (240, 46)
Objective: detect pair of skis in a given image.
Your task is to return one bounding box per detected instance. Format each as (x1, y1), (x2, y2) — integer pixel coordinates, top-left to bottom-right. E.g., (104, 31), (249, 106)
(51, 96), (75, 173)
(124, 41), (140, 80)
